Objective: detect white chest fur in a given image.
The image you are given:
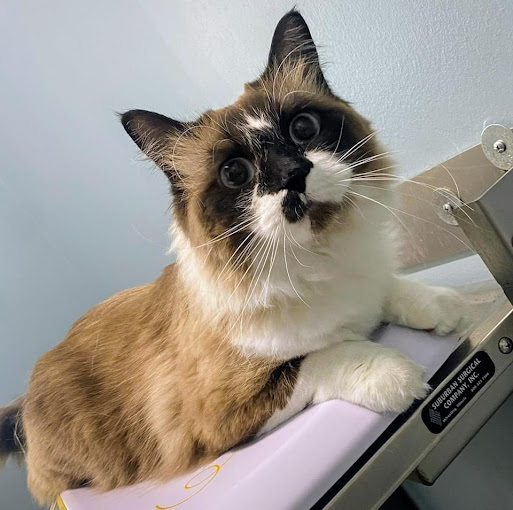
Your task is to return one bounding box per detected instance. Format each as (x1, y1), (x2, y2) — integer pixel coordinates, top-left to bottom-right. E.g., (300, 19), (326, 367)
(231, 216), (398, 360)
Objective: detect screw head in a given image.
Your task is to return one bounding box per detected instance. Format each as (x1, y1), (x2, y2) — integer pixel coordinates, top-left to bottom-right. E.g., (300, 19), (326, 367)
(442, 203), (453, 213)
(494, 140), (507, 153)
(498, 337), (513, 354)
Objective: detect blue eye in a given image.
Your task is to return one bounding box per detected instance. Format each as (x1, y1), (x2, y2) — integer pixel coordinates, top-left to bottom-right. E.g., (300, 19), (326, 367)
(219, 157), (255, 189)
(289, 112), (321, 144)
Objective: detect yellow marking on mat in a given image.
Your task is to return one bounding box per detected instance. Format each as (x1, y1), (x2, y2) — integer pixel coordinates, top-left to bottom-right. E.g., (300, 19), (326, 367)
(156, 453), (234, 509)
(55, 495), (68, 510)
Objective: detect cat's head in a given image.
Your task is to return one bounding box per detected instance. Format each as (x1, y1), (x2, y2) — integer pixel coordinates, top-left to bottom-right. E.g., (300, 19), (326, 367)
(121, 10), (391, 306)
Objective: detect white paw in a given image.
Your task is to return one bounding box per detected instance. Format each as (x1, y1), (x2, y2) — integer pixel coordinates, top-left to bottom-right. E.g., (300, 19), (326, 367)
(418, 287), (469, 336)
(353, 349), (430, 414)
(393, 285), (469, 336)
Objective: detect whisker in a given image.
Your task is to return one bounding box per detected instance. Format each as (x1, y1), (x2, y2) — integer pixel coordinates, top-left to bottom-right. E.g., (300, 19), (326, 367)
(194, 217), (257, 248)
(228, 235), (268, 300)
(347, 174), (475, 217)
(279, 89), (316, 115)
(245, 233), (275, 306)
(337, 152), (395, 173)
(284, 226), (312, 268)
(211, 138), (232, 161)
(438, 163), (461, 203)
(264, 232), (280, 295)
(345, 187), (417, 246)
(228, 232), (275, 337)
(282, 229), (310, 307)
(343, 194), (378, 227)
(346, 189), (475, 251)
(215, 230), (255, 282)
(337, 131), (379, 163)
(228, 235), (261, 277)
(328, 113), (345, 164)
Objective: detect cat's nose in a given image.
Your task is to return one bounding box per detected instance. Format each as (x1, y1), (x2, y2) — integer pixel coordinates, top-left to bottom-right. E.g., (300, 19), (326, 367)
(263, 145), (313, 193)
(285, 161), (312, 193)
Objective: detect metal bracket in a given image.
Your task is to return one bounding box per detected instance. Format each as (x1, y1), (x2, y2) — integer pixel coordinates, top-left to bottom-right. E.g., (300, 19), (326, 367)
(396, 137), (504, 270)
(396, 123), (512, 269)
(453, 166), (513, 304)
(481, 124), (513, 171)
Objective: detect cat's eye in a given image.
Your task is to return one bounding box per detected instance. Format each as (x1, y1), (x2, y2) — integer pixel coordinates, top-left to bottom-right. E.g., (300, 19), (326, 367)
(289, 112), (321, 144)
(219, 157), (255, 189)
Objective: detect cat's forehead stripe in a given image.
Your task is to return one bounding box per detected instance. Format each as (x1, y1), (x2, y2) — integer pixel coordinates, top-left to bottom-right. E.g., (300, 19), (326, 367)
(244, 114), (272, 131)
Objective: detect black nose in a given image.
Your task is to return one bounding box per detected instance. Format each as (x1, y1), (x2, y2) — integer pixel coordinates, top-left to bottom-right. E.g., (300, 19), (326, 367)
(262, 144), (312, 194)
(285, 161), (312, 193)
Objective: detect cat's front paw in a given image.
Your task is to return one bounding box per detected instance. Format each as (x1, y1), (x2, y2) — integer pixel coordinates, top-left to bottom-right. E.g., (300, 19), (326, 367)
(356, 350), (430, 414)
(418, 287), (469, 336)
(386, 278), (470, 336)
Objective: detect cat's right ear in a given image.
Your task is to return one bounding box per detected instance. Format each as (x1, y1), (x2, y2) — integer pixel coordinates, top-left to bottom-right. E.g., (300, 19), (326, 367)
(120, 109), (186, 181)
(263, 10), (329, 92)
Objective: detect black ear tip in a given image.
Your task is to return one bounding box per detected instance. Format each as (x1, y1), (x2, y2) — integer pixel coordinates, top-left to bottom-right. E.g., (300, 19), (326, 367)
(119, 110), (140, 137)
(119, 110), (131, 126)
(286, 7), (303, 17)
(271, 9), (313, 50)
(118, 109), (187, 155)
(279, 8), (308, 27)
(119, 110), (154, 145)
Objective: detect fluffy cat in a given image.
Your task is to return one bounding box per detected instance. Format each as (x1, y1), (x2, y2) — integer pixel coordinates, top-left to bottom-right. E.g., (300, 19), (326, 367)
(0, 10), (467, 505)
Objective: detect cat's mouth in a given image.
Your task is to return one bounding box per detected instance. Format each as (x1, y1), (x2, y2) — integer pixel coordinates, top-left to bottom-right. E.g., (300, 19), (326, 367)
(281, 190), (308, 223)
(252, 178), (344, 241)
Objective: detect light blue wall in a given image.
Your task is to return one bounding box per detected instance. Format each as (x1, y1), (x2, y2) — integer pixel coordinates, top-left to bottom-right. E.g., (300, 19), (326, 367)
(1, 1), (512, 508)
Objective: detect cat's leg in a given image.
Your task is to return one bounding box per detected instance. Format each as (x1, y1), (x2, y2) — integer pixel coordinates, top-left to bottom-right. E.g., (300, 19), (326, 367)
(26, 445), (78, 505)
(259, 340), (429, 434)
(383, 276), (468, 335)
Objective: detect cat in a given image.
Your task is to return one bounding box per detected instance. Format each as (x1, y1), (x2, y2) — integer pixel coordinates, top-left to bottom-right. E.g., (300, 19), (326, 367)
(0, 10), (467, 505)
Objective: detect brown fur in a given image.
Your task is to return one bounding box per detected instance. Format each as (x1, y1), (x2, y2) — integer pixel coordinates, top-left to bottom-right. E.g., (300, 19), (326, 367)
(24, 265), (303, 502)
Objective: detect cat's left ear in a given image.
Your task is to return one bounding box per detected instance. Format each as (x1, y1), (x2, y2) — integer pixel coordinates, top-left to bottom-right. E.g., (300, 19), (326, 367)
(120, 109), (186, 183)
(265, 10), (329, 91)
